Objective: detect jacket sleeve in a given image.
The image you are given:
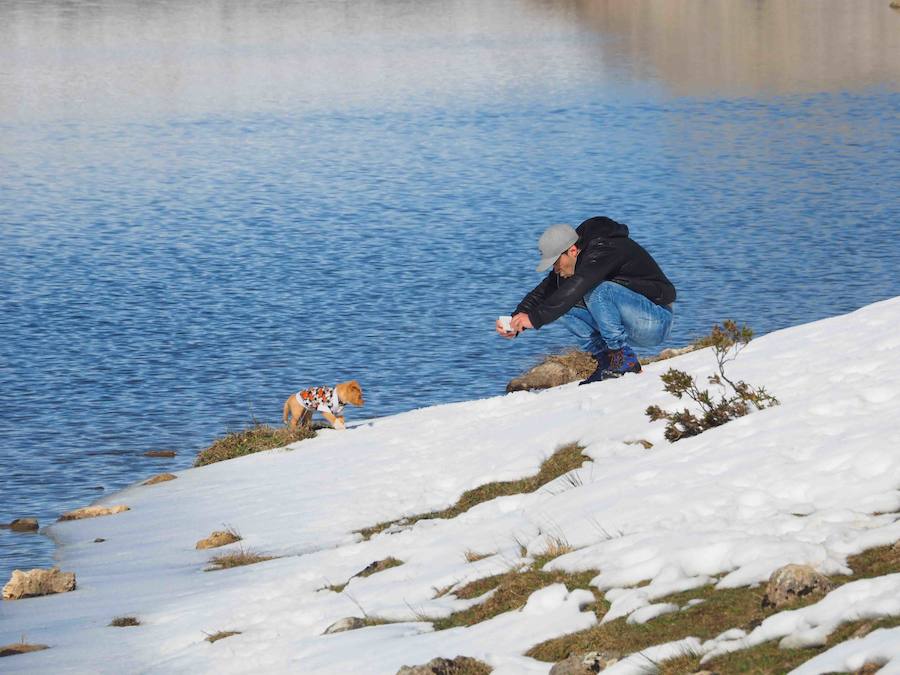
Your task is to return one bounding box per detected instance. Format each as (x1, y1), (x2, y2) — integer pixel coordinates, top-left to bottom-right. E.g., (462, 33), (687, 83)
(512, 274), (557, 317)
(527, 241), (626, 328)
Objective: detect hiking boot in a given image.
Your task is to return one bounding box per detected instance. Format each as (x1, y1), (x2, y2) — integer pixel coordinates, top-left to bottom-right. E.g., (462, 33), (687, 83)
(579, 346), (641, 385)
(578, 350), (611, 386)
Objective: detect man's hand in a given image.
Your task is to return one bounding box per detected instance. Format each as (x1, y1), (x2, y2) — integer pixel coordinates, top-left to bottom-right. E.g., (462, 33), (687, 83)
(510, 312), (533, 333)
(496, 317), (516, 339)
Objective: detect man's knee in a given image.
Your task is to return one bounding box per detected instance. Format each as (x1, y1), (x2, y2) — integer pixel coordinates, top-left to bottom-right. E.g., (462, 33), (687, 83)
(591, 281), (618, 301)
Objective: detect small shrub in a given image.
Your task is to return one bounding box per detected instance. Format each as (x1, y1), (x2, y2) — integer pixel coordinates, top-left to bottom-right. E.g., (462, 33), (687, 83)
(109, 616), (140, 627)
(194, 423), (315, 467)
(646, 321), (779, 442)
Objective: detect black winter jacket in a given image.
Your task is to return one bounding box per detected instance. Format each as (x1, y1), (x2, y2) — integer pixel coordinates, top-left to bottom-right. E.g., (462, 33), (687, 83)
(513, 217), (676, 329)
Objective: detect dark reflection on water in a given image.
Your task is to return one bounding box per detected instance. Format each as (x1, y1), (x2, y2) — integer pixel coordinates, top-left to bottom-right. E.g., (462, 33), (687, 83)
(0, 0), (898, 580)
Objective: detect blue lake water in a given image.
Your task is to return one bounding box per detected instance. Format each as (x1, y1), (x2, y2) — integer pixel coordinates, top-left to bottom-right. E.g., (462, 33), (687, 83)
(1, 0), (899, 582)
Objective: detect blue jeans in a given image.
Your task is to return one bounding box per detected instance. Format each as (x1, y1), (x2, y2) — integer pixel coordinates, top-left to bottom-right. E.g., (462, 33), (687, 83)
(559, 281), (673, 353)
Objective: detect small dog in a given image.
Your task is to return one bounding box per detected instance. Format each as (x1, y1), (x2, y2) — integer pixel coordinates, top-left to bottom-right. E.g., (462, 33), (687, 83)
(283, 380), (364, 431)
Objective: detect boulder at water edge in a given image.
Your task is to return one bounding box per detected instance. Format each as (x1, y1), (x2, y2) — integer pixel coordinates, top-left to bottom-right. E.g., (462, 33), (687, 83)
(58, 505), (130, 521)
(3, 568), (76, 600)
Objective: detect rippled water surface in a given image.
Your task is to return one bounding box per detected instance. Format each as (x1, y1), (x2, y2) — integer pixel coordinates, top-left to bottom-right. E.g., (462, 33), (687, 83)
(1, 0), (899, 580)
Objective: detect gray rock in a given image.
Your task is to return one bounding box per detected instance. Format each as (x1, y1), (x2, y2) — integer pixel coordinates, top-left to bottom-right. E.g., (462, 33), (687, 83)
(323, 617), (367, 634)
(3, 568), (76, 600)
(549, 652), (620, 674)
(763, 564), (833, 609)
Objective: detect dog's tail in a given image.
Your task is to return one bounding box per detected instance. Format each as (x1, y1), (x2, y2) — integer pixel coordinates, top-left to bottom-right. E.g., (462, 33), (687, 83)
(283, 398), (291, 424)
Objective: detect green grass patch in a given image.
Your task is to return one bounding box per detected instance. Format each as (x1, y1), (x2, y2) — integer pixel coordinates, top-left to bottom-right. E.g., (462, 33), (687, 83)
(527, 583), (772, 662)
(433, 566), (600, 631)
(528, 541), (900, 667)
(661, 615), (900, 674)
(357, 443), (590, 540)
(194, 423), (315, 467)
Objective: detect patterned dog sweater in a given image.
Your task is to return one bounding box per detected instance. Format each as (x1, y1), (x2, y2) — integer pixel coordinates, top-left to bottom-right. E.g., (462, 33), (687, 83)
(295, 386), (344, 415)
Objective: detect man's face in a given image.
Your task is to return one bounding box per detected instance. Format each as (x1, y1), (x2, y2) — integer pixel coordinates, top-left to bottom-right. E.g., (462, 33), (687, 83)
(553, 246), (578, 278)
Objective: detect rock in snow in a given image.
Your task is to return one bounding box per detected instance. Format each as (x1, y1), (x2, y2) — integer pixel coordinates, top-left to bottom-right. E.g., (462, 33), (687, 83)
(763, 563), (834, 609)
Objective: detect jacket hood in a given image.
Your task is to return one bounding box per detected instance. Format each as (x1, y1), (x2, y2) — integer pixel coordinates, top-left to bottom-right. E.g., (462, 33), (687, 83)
(576, 216), (629, 244)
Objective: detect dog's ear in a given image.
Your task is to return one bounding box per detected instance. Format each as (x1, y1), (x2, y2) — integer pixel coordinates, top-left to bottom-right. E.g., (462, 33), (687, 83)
(349, 380), (363, 405)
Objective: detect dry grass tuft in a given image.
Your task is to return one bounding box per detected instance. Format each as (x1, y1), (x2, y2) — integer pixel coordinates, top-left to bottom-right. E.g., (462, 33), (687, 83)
(326, 558), (404, 594)
(357, 443), (590, 540)
(532, 537), (575, 569)
(205, 547), (276, 571)
(109, 616), (140, 627)
(194, 423), (315, 467)
(0, 641), (49, 657)
(205, 630), (242, 643)
(355, 557), (403, 578)
(432, 583), (456, 599)
(464, 550), (493, 563)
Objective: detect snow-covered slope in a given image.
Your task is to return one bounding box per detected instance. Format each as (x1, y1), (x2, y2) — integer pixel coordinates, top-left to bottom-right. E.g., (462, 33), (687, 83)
(2, 298), (899, 674)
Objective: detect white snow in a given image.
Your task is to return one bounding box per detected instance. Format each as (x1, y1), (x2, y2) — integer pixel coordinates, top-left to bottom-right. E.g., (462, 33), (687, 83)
(1, 297), (899, 674)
